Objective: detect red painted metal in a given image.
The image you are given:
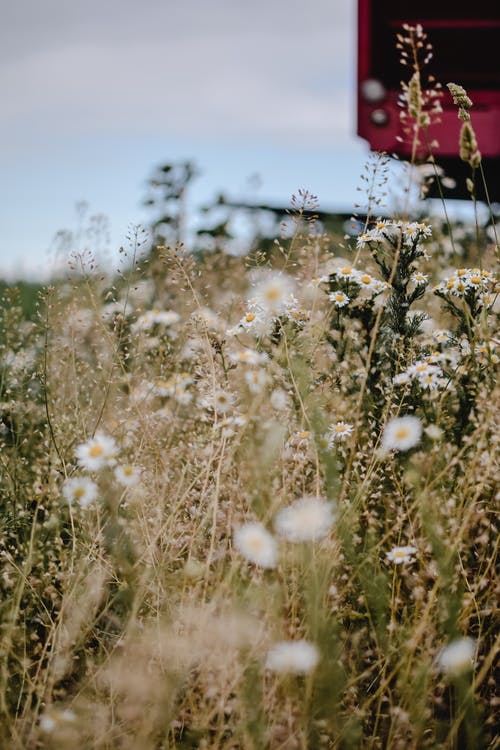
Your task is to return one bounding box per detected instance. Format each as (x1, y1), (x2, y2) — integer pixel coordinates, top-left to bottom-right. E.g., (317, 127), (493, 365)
(357, 0), (500, 165)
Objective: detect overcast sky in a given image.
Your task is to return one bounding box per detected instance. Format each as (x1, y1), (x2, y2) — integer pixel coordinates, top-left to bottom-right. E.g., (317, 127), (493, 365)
(1, 0), (369, 280)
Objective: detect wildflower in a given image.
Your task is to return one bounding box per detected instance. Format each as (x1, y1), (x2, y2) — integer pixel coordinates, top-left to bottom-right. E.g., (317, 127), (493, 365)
(411, 271), (428, 286)
(356, 231), (372, 249)
(39, 709), (76, 733)
(318, 433), (334, 450)
(75, 432), (118, 471)
(63, 476), (99, 508)
(436, 637), (476, 676)
(425, 424), (443, 440)
(274, 496), (335, 542)
(433, 329), (451, 343)
(252, 271), (295, 317)
(357, 272), (377, 292)
(228, 348), (268, 366)
(206, 389), (234, 413)
(419, 370), (446, 391)
(265, 640), (319, 674)
(114, 464), (141, 487)
(233, 522), (278, 569)
(154, 373), (193, 401)
(371, 219), (390, 238)
(386, 545), (417, 564)
(478, 292), (494, 308)
(328, 421), (354, 441)
(244, 369), (269, 394)
(230, 309), (266, 335)
(214, 414), (247, 438)
(381, 416), (422, 452)
(335, 265), (357, 280)
(329, 291), (350, 308)
(393, 371), (411, 386)
(132, 309), (180, 332)
(270, 388), (288, 411)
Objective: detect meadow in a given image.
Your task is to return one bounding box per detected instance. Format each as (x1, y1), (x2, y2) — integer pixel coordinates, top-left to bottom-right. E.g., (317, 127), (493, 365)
(0, 26), (498, 750)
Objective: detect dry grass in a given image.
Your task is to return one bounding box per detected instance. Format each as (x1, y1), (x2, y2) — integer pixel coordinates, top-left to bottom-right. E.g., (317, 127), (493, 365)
(0, 26), (499, 750)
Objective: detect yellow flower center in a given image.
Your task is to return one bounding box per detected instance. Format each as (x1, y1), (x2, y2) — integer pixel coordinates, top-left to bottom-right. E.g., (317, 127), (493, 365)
(89, 444), (104, 458)
(265, 287), (281, 301)
(394, 427), (410, 440)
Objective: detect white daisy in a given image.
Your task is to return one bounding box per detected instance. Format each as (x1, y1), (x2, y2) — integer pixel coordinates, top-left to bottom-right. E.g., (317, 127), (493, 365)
(436, 637), (476, 676)
(411, 272), (428, 286)
(245, 369), (269, 394)
(75, 432), (118, 471)
(228, 348), (268, 366)
(328, 421), (354, 440)
(274, 496), (335, 543)
(329, 291), (350, 308)
(381, 416), (422, 452)
(335, 265), (357, 281)
(270, 388), (288, 411)
(203, 389), (235, 414)
(63, 476), (99, 508)
(265, 640), (319, 674)
(233, 522), (278, 569)
(252, 271), (295, 317)
(114, 464), (141, 487)
(386, 545), (417, 564)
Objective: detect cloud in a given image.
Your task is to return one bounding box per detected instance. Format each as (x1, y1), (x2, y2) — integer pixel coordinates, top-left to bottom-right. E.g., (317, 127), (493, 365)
(0, 0), (354, 147)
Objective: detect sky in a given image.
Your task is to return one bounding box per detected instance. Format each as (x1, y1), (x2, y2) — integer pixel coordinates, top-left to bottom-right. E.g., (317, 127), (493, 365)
(1, 0), (371, 281)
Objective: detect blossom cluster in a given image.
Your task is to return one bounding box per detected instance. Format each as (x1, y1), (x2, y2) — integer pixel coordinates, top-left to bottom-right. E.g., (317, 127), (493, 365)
(357, 219), (432, 249)
(62, 432), (140, 508)
(233, 495), (335, 569)
(435, 268), (496, 303)
(394, 358), (447, 391)
(227, 271), (308, 336)
(131, 308), (181, 332)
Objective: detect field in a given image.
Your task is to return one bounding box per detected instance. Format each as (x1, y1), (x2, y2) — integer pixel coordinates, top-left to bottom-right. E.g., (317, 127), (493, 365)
(0, 29), (499, 750)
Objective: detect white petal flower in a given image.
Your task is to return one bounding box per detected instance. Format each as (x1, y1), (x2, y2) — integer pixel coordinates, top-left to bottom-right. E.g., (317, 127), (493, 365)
(436, 637), (476, 676)
(245, 369), (269, 394)
(274, 496), (335, 542)
(233, 522), (278, 569)
(252, 271), (295, 317)
(75, 432), (118, 471)
(381, 416), (422, 452)
(328, 421), (354, 440)
(386, 545), (417, 564)
(265, 640), (319, 674)
(63, 476), (99, 508)
(329, 291), (350, 308)
(228, 348), (268, 366)
(270, 388), (288, 411)
(114, 464), (141, 487)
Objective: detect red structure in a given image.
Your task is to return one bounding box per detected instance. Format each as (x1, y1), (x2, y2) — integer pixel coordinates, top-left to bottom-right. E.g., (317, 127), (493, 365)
(357, 0), (500, 198)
